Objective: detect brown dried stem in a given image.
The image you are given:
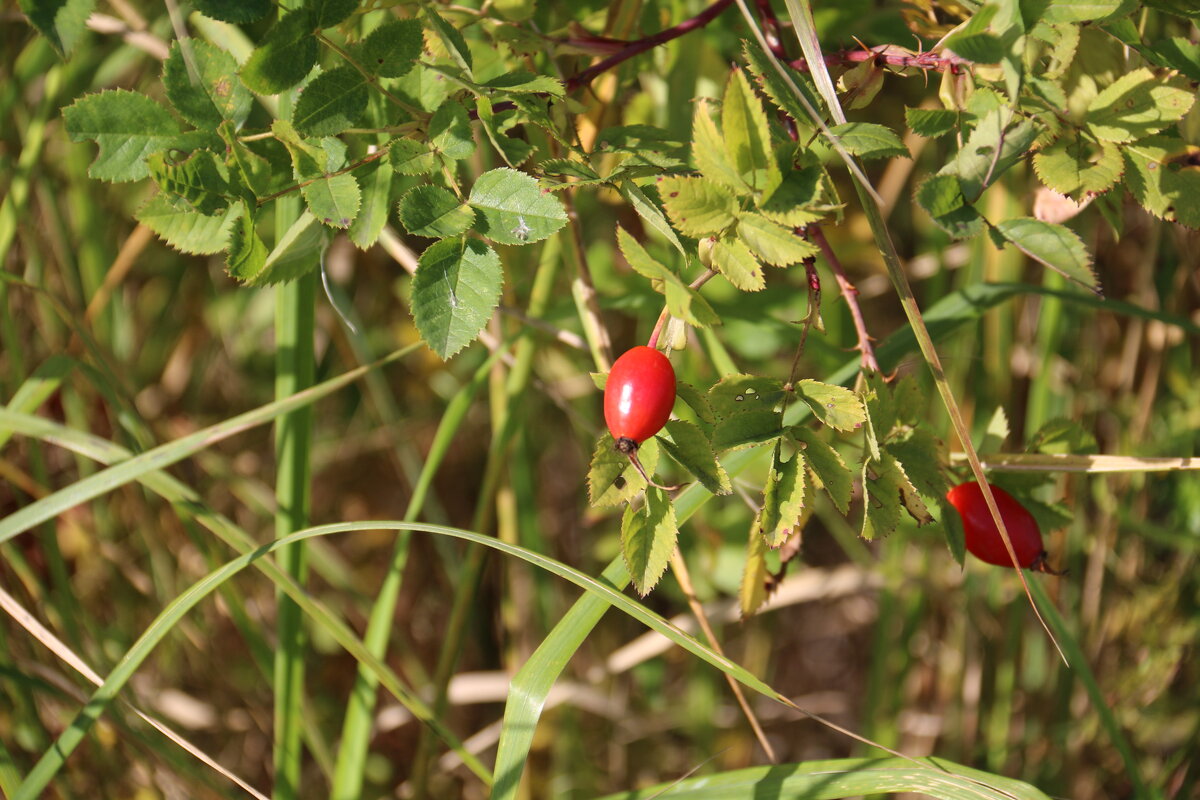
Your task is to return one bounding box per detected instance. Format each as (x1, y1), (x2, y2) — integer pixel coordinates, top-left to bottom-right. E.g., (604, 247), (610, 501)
(808, 225), (880, 374)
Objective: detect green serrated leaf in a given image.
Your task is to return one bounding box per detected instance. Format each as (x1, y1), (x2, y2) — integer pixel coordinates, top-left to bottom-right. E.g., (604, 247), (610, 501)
(915, 174), (983, 239)
(240, 10), (317, 95)
(739, 522), (769, 617)
(388, 138), (437, 175)
(1028, 417), (1098, 455)
(708, 375), (785, 418)
(723, 68), (779, 193)
(861, 453), (904, 541)
(194, 0), (270, 23)
(793, 428), (852, 514)
(301, 171), (360, 229)
(621, 487), (678, 596)
(659, 176), (738, 237)
(905, 107), (960, 138)
(293, 67), (368, 137)
(62, 90), (183, 182)
(19, 0), (96, 55)
(1032, 134), (1123, 197)
(757, 166), (826, 227)
(736, 213), (817, 266)
(398, 185), (475, 239)
(995, 217), (1100, 294)
(424, 7), (473, 76)
(761, 444), (806, 548)
(1043, 0), (1127, 22)
(588, 434), (659, 507)
(412, 237), (502, 359)
(675, 382), (715, 425)
(658, 420), (730, 496)
(618, 180), (689, 260)
(709, 237), (765, 292)
(348, 160), (392, 250)
(306, 0), (356, 28)
(483, 70), (564, 97)
(827, 122), (909, 159)
(1085, 68), (1195, 143)
(226, 200), (268, 282)
(741, 39), (824, 132)
(693, 100), (745, 192)
(886, 428), (948, 503)
(539, 159), (600, 182)
(360, 18), (423, 78)
(939, 107), (1041, 201)
(163, 40), (251, 130)
(429, 100), (476, 160)
(1123, 137), (1200, 228)
(469, 167), (567, 245)
(147, 149), (231, 215)
(795, 380), (866, 432)
(136, 194), (241, 255)
(945, 31), (1004, 64)
(249, 210), (326, 286)
(712, 409), (783, 452)
(1151, 37), (1200, 82)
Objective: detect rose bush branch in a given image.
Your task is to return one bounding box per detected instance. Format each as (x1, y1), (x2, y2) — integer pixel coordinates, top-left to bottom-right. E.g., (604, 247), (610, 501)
(807, 225), (880, 374)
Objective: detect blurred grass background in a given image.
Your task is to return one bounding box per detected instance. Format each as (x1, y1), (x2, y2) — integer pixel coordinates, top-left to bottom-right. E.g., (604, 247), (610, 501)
(1, 1), (1198, 798)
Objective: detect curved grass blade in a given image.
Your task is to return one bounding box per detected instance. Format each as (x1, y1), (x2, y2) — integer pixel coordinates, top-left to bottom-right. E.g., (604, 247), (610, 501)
(0, 342), (422, 545)
(595, 757), (1052, 799)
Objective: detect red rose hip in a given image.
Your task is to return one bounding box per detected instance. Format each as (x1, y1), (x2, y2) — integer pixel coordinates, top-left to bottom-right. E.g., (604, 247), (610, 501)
(946, 481), (1050, 570)
(604, 346), (676, 454)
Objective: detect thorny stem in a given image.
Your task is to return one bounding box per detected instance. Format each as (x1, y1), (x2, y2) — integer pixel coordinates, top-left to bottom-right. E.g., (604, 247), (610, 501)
(566, 0), (737, 91)
(807, 225), (880, 373)
(789, 45), (973, 75)
(646, 268), (718, 350)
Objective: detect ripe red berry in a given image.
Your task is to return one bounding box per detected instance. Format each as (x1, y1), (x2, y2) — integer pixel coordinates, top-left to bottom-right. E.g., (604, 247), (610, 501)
(604, 346), (676, 454)
(946, 481), (1048, 569)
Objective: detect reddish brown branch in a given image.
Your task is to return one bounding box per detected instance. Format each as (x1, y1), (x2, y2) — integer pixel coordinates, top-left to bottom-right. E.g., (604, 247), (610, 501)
(566, 0), (736, 91)
(808, 225), (880, 374)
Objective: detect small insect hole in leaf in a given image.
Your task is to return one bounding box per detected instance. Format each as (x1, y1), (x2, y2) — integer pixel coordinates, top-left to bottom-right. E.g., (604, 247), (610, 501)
(614, 475), (626, 489)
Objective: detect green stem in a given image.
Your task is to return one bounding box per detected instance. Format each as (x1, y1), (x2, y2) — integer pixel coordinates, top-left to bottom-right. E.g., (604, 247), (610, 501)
(273, 195), (316, 800)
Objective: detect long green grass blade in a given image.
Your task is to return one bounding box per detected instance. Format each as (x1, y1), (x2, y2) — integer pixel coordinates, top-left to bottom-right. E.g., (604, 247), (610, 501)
(0, 343), (420, 544)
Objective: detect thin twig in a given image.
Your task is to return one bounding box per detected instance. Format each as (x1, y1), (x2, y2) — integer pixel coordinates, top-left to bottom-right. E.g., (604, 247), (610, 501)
(565, 0), (736, 91)
(808, 225), (880, 373)
(646, 269), (718, 350)
(669, 550), (779, 763)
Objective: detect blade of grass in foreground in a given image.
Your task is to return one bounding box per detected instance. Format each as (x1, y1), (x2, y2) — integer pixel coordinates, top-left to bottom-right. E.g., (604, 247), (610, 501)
(0, 342), (421, 545)
(595, 757), (1051, 799)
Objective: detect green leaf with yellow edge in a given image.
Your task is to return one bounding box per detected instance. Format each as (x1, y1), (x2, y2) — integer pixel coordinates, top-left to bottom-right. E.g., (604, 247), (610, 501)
(995, 217), (1100, 294)
(588, 434), (659, 507)
(757, 166), (826, 227)
(1032, 134), (1123, 198)
(411, 237), (503, 359)
(1123, 137), (1200, 228)
(659, 176), (738, 237)
(861, 452), (905, 541)
(469, 168), (567, 245)
(135, 194), (241, 255)
(657, 420), (730, 496)
(739, 521), (770, 617)
(827, 122), (909, 160)
(398, 185), (475, 239)
(239, 9), (317, 95)
(709, 237), (765, 291)
(1086, 68), (1195, 143)
(793, 427), (852, 514)
(693, 100), (744, 192)
(712, 410), (783, 452)
(722, 68), (779, 193)
(760, 443), (807, 548)
(736, 213), (818, 266)
(708, 374), (785, 418)
(795, 380), (866, 432)
(621, 487), (678, 596)
(164, 39), (251, 129)
(916, 174), (983, 239)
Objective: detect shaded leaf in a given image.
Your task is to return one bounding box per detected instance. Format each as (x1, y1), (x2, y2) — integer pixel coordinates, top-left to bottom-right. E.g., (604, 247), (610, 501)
(361, 18), (423, 78)
(1122, 137), (1200, 228)
(398, 185), (475, 239)
(225, 200), (268, 282)
(348, 160), (393, 250)
(194, 0), (270, 23)
(294, 67), (369, 137)
(389, 138), (437, 175)
(621, 488), (678, 596)
(424, 7), (473, 76)
(861, 453), (905, 541)
(1086, 68), (1195, 143)
(793, 428), (852, 514)
(1032, 134), (1123, 197)
(827, 122), (909, 159)
(995, 217), (1100, 294)
(757, 166), (826, 227)
(712, 410), (783, 451)
(306, 0), (356, 29)
(657, 420), (730, 496)
(906, 107), (960, 138)
(240, 10), (317, 95)
(760, 444), (807, 548)
(939, 108), (1041, 201)
(249, 211), (326, 287)
(164, 39), (251, 130)
(675, 382), (715, 425)
(147, 149), (230, 215)
(916, 174), (983, 239)
(135, 194), (241, 255)
(708, 374), (785, 418)
(588, 434), (659, 507)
